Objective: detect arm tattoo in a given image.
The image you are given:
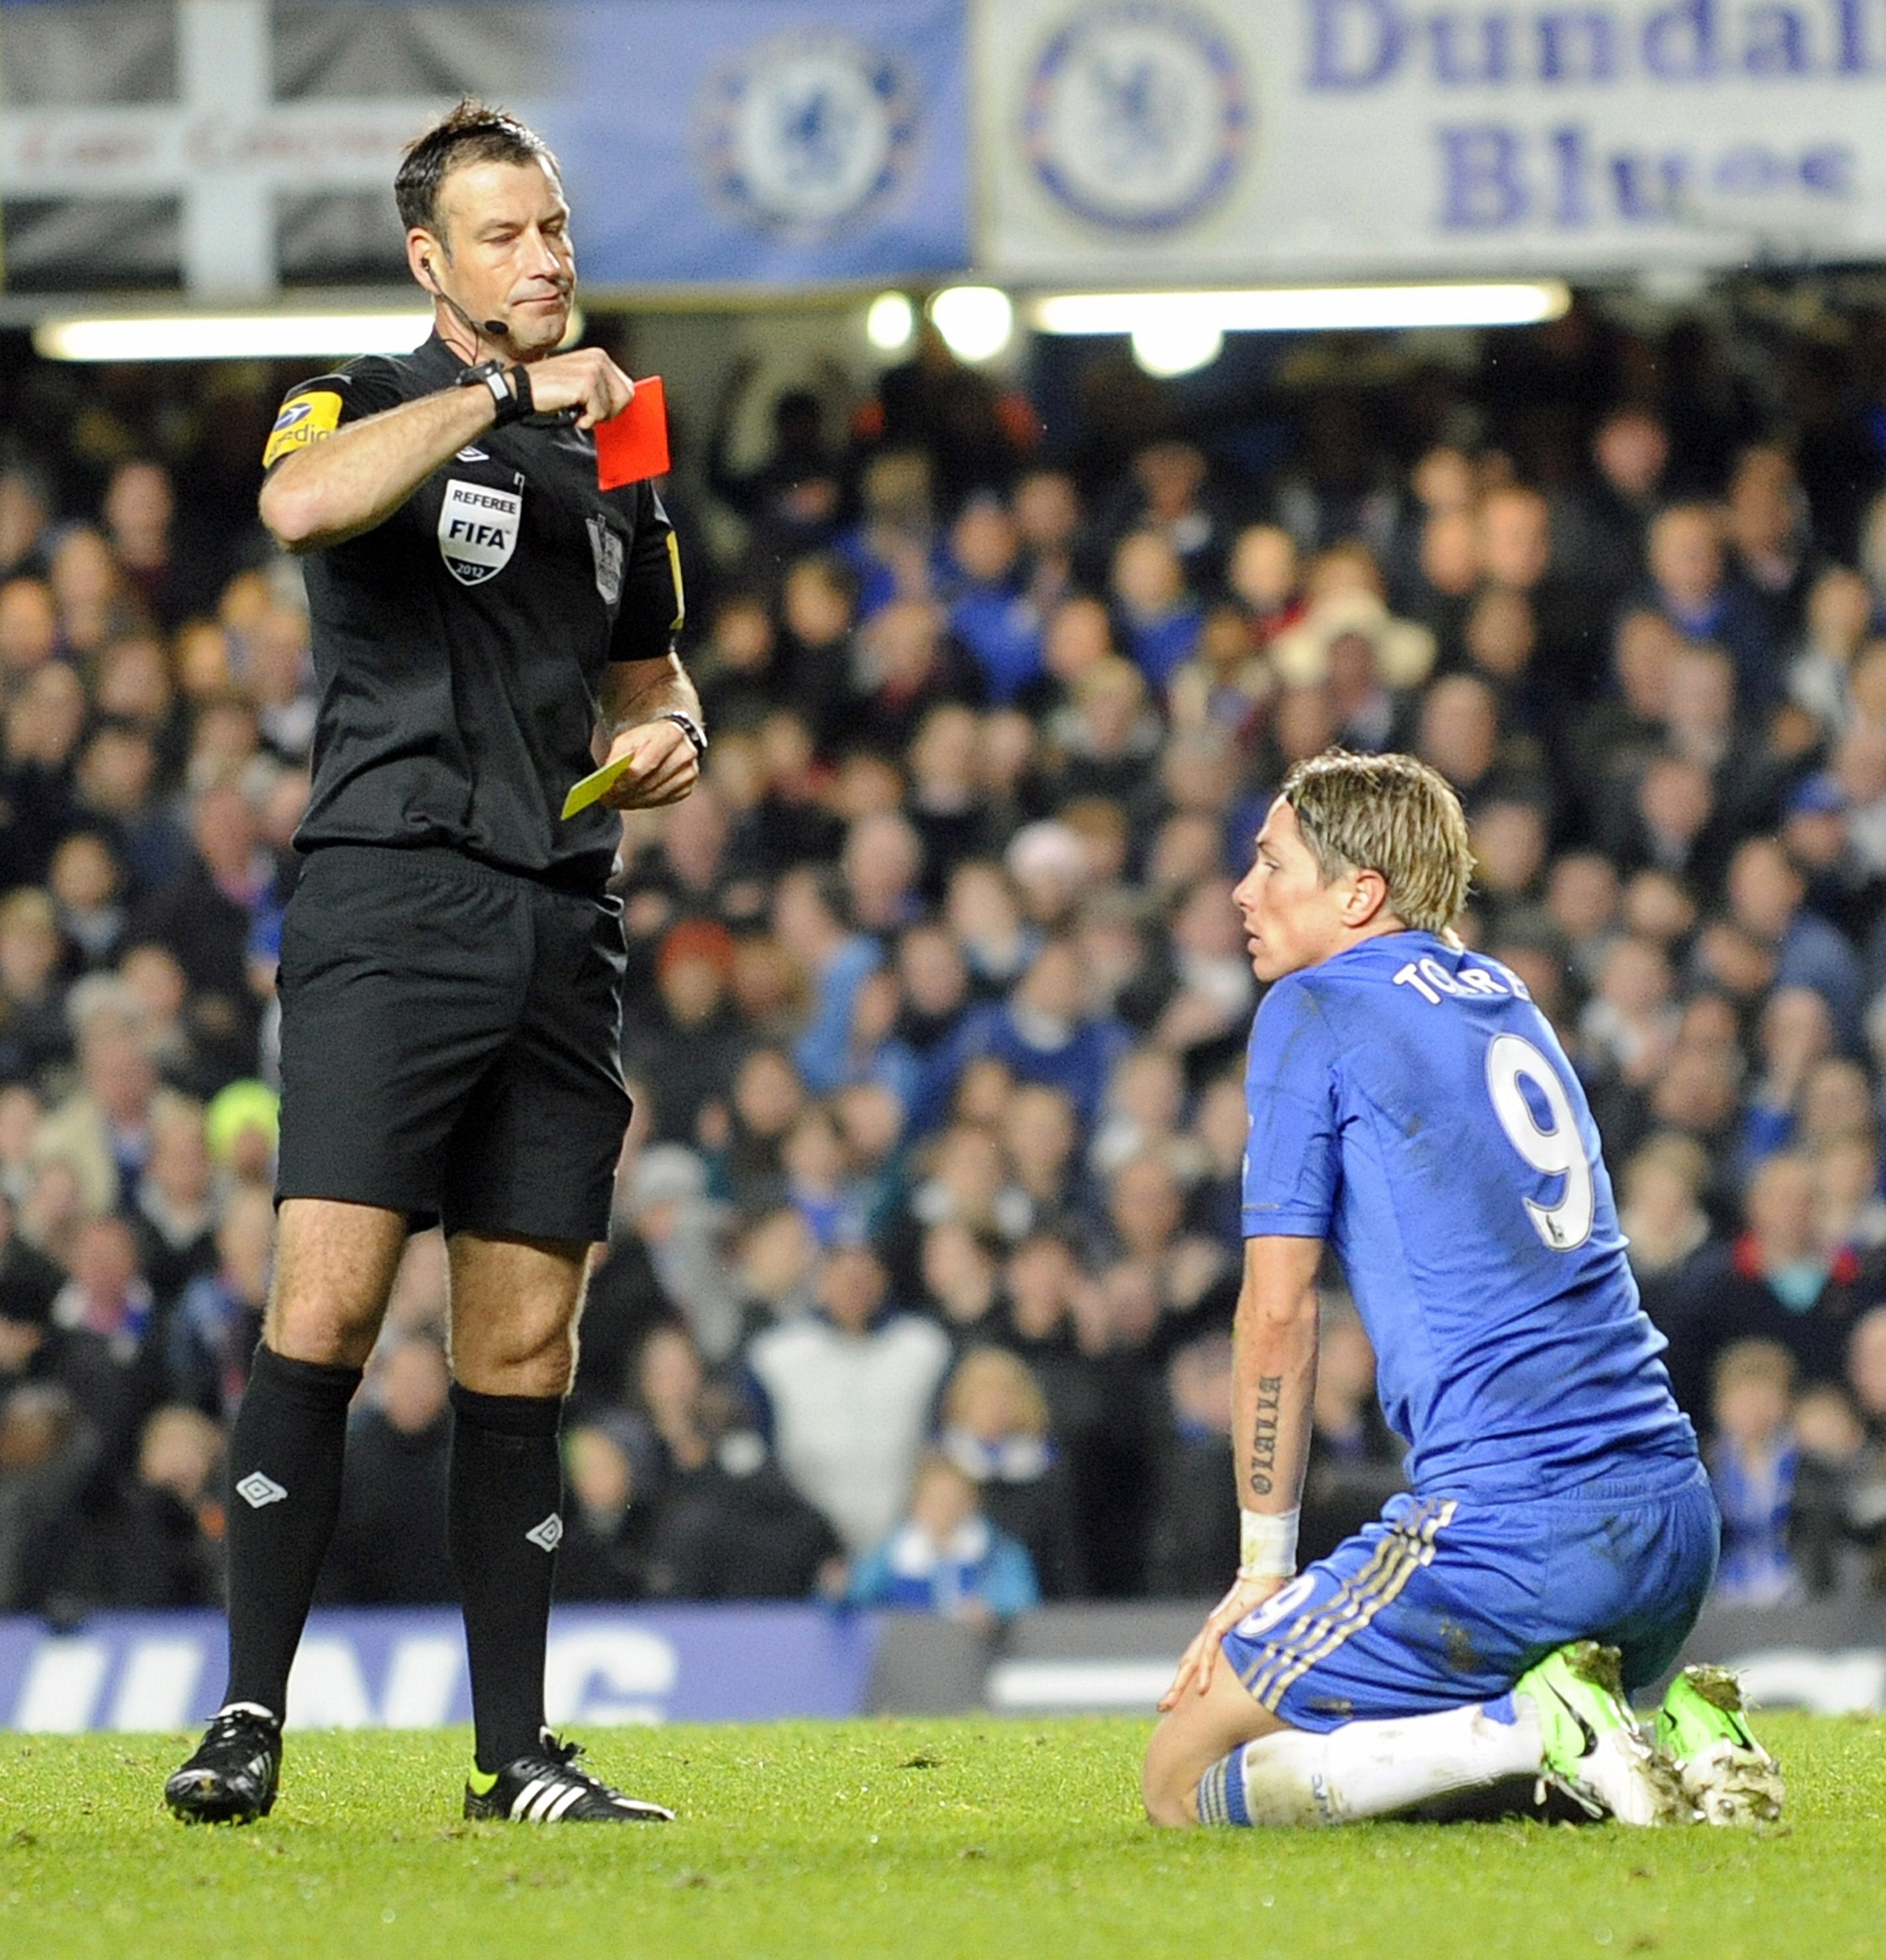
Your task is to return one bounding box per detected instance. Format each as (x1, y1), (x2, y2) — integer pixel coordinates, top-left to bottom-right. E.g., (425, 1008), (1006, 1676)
(1249, 1373), (1283, 1498)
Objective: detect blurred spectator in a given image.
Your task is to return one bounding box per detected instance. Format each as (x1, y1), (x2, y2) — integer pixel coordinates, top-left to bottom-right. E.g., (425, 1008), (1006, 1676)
(844, 1450), (1039, 1625)
(102, 460), (198, 631)
(4, 662), (88, 881)
(1708, 1339), (1803, 1605)
(1145, 1335), (1238, 1597)
(554, 1425), (653, 1602)
(321, 1332), (453, 1605)
(110, 1404), (224, 1608)
(1643, 502), (1779, 707)
(693, 589), (787, 734)
(849, 598), (983, 756)
(0, 577), (57, 687)
(132, 1091), (218, 1312)
(0, 471), (53, 583)
(1664, 1152), (1878, 1415)
(864, 325), (1031, 510)
(936, 1345), (1083, 1598)
(842, 810), (924, 937)
(0, 1187), (62, 1382)
(1619, 1133), (1720, 1355)
(46, 1213), (163, 1484)
(776, 558), (859, 750)
(773, 867), (880, 1096)
(745, 1242), (950, 1554)
(919, 1221), (1002, 1342)
(1001, 1082), (1083, 1236)
(707, 362), (849, 573)
(1737, 986), (1838, 1173)
(947, 859), (1037, 999)
(628, 919), (745, 1146)
(49, 528), (140, 664)
(0, 1382), (96, 1611)
(906, 708), (1002, 898)
(1724, 835), (1863, 1049)
(950, 937), (1129, 1134)
(944, 497), (1044, 706)
(129, 777), (270, 1071)
(169, 1185), (274, 1421)
(625, 1143), (744, 1366)
(0, 888), (72, 1084)
(1788, 566), (1873, 737)
(1053, 660), (1163, 806)
(635, 1324), (843, 1599)
(1167, 601), (1276, 749)
(1559, 408), (1669, 613)
(1014, 468), (1082, 614)
(1301, 1302), (1407, 1564)
(1725, 446), (1815, 659)
(1111, 530), (1202, 690)
(33, 996), (158, 1216)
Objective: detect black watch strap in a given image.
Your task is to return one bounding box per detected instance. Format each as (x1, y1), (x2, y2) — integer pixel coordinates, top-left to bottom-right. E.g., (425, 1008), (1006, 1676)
(458, 359), (530, 428)
(653, 710), (707, 761)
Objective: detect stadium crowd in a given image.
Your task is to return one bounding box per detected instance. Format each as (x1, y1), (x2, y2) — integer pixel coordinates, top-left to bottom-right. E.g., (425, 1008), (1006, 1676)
(5, 298), (1886, 1626)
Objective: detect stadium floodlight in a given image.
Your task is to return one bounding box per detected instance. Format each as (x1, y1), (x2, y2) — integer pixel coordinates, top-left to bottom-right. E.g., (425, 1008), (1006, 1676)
(866, 291), (916, 353)
(33, 308), (584, 362)
(1032, 283), (1572, 338)
(928, 286), (1013, 363)
(1131, 319), (1225, 379)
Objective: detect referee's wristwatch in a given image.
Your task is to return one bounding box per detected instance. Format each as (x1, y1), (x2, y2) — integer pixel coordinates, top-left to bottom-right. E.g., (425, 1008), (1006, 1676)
(458, 358), (533, 427)
(652, 710), (707, 763)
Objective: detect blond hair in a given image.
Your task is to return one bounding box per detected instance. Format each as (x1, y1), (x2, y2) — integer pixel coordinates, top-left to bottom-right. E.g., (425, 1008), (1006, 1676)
(0, 888), (56, 938)
(1712, 1337), (1795, 1400)
(1281, 749), (1473, 934)
(941, 1345), (1051, 1440)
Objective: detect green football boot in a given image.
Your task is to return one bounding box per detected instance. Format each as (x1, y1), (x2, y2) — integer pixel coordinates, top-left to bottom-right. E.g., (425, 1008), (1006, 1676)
(1514, 1641), (1694, 1826)
(1654, 1666), (1784, 1827)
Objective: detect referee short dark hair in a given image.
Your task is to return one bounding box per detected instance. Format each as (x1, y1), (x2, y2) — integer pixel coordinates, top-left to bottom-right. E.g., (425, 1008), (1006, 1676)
(395, 97), (562, 239)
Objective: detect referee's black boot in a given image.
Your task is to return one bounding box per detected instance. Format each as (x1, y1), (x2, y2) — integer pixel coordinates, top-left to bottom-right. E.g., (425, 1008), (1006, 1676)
(464, 1732), (674, 1824)
(165, 1703), (282, 1824)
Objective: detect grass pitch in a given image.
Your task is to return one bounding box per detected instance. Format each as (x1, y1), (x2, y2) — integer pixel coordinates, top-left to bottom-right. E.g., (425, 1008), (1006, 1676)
(0, 1714), (1877, 1960)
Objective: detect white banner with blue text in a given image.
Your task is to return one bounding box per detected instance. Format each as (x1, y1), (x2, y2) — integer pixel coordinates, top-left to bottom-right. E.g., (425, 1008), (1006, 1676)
(978, 0), (1886, 279)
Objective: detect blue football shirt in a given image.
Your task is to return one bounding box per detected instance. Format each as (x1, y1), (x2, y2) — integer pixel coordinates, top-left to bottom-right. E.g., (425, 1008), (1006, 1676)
(1241, 930), (1695, 1493)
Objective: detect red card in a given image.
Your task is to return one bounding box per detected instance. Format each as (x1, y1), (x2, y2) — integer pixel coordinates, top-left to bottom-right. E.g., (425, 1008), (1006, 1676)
(595, 376), (669, 490)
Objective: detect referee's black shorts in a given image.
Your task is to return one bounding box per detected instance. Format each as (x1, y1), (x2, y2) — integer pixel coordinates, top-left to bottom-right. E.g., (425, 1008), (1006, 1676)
(275, 844), (632, 1243)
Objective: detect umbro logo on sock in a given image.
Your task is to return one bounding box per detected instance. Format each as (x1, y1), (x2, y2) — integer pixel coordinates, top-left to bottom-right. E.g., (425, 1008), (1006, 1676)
(525, 1513), (564, 1552)
(236, 1472), (288, 1509)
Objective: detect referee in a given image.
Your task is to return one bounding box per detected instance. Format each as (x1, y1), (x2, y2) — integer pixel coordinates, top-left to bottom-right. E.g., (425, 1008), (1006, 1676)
(166, 102), (696, 1825)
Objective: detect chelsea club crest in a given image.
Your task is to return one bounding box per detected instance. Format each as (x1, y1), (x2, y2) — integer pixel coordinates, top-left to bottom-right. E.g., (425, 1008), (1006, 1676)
(1025, 2), (1249, 233)
(699, 31), (918, 239)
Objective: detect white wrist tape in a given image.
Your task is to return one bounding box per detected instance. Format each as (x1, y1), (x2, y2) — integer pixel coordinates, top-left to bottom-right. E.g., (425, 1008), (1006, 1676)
(1238, 1507), (1301, 1582)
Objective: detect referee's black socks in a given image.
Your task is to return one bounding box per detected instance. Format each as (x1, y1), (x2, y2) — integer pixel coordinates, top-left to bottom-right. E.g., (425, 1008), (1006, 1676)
(223, 1344), (363, 1719)
(449, 1383), (566, 1774)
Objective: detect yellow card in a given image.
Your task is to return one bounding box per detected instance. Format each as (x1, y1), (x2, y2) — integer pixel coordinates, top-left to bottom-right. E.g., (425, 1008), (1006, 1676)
(560, 752), (639, 819)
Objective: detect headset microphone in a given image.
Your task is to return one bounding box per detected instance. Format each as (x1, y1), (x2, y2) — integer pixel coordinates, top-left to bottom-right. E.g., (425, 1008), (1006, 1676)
(421, 255), (579, 425)
(422, 257), (513, 345)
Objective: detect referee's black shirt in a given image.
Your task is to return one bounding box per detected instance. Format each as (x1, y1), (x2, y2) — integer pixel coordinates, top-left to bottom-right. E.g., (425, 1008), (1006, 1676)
(264, 334), (683, 891)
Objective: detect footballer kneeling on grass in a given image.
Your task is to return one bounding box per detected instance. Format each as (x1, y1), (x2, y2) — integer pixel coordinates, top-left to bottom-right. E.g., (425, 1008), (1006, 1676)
(1141, 750), (1783, 1831)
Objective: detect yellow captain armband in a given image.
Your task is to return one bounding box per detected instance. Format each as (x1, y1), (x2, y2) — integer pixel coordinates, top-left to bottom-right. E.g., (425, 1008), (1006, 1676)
(262, 390), (344, 469)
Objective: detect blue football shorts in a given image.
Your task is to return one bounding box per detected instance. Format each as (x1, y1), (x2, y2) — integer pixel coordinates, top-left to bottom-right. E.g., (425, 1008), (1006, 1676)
(1220, 1453), (1719, 1734)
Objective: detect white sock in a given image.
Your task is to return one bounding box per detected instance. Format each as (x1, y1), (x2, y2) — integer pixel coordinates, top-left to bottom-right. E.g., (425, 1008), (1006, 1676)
(1197, 1695), (1544, 1826)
